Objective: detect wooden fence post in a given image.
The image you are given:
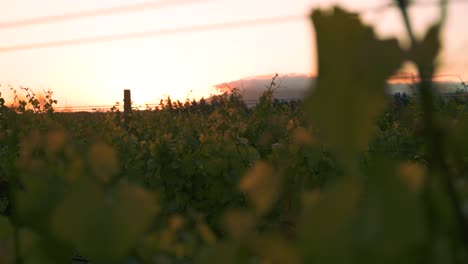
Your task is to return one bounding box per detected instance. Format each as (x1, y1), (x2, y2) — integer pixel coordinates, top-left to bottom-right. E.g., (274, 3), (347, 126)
(124, 89), (131, 125)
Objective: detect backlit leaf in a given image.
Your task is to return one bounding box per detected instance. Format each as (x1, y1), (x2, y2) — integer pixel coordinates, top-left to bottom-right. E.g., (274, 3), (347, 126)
(412, 23), (441, 76)
(306, 7), (405, 168)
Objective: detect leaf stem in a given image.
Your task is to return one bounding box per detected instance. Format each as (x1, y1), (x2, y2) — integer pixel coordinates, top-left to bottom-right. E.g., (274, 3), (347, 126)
(396, 0), (468, 249)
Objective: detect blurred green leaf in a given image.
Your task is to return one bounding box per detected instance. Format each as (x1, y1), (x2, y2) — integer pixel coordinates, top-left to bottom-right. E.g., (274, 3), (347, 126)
(251, 235), (300, 264)
(195, 243), (241, 264)
(16, 173), (65, 231)
(87, 142), (119, 183)
(306, 7), (404, 168)
(19, 228), (72, 264)
(425, 172), (463, 263)
(412, 24), (441, 74)
(52, 181), (157, 262)
(353, 157), (426, 263)
(0, 216), (13, 264)
(300, 177), (361, 263)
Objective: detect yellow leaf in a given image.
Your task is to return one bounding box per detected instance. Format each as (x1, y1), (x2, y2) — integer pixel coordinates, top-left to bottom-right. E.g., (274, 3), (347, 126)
(223, 209), (256, 241)
(87, 143), (119, 183)
(197, 223), (217, 244)
(292, 127), (315, 145)
(398, 161), (426, 192)
(239, 161), (280, 215)
(46, 130), (66, 157)
(302, 189), (321, 208)
(169, 215), (185, 231)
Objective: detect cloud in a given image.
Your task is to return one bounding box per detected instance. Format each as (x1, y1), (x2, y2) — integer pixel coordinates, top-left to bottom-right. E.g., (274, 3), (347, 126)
(214, 73), (466, 103)
(214, 74), (314, 102)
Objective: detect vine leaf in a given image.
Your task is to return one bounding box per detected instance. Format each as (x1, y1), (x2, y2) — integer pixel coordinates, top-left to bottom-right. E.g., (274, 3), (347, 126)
(306, 7), (405, 168)
(412, 23), (441, 77)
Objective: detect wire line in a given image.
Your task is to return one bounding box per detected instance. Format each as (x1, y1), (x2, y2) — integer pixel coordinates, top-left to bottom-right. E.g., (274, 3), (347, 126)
(0, 0), (466, 53)
(0, 0), (209, 29)
(0, 15), (306, 53)
(361, 0), (468, 13)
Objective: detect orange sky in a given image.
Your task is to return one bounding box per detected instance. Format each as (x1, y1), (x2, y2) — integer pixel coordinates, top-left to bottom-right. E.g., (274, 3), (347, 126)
(0, 0), (467, 107)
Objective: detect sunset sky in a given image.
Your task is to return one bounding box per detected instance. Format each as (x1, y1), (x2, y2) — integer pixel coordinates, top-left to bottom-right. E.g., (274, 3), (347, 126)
(0, 0), (467, 107)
